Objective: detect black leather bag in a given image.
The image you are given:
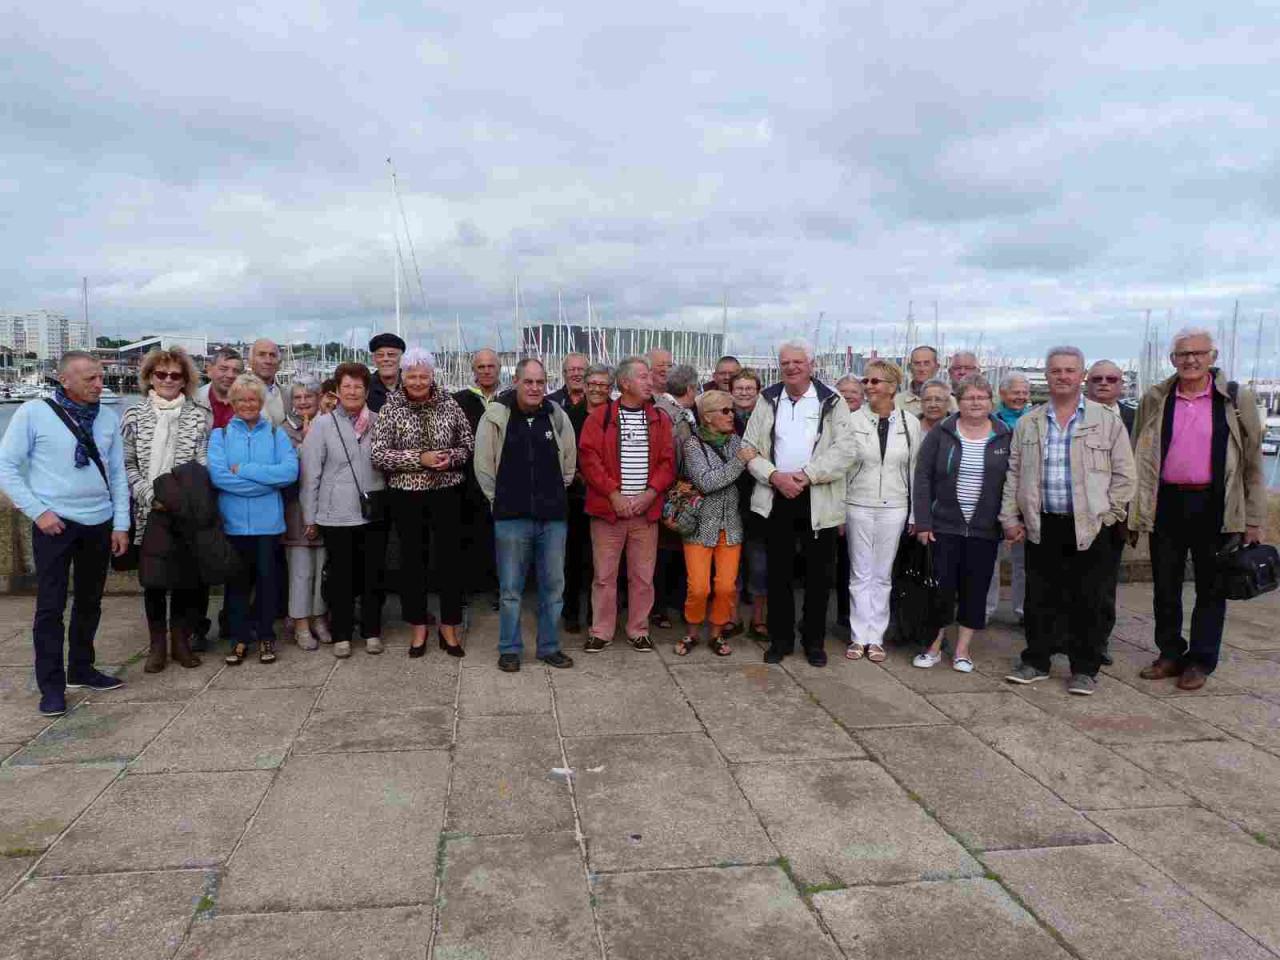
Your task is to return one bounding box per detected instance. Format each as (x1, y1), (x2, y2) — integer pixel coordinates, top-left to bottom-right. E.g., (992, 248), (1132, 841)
(1214, 540), (1280, 601)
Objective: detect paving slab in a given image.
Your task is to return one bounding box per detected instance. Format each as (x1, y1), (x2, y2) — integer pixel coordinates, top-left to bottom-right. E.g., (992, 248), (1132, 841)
(435, 832), (597, 960)
(984, 843), (1273, 960)
(0, 869), (211, 960)
(0, 665), (87, 741)
(0, 634), (31, 666)
(1221, 609), (1280, 652)
(131, 687), (315, 773)
(178, 905), (431, 959)
(219, 750), (448, 912)
(0, 762), (121, 855)
(566, 733), (775, 871)
(877, 643), (1005, 693)
(0, 742), (19, 761)
(208, 649), (336, 689)
(1089, 806), (1280, 954)
(10, 702), (181, 765)
(786, 659), (952, 729)
(551, 657), (702, 736)
(1117, 739), (1280, 841)
(0, 854), (33, 892)
(597, 865), (840, 960)
(1206, 651), (1280, 704)
(815, 878), (1072, 960)
(458, 659), (552, 716)
(1008, 673), (1225, 744)
(734, 758), (981, 886)
(447, 716), (574, 835)
(1171, 694), (1280, 753)
(1102, 639), (1243, 697)
(929, 692), (1190, 809)
(672, 663), (863, 762)
(37, 770), (273, 875)
(105, 656), (224, 703)
(861, 726), (1110, 851)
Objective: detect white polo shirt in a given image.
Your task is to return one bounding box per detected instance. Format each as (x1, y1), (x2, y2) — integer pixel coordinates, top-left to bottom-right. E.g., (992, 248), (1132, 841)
(773, 383), (821, 473)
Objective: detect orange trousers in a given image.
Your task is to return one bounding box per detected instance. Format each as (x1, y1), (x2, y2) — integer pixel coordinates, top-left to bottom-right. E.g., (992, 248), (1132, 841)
(682, 532), (742, 627)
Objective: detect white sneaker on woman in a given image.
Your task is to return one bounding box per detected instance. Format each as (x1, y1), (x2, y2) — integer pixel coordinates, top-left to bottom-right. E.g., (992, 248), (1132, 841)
(952, 657), (975, 673)
(295, 625), (318, 651)
(912, 651), (941, 669)
(312, 618), (333, 644)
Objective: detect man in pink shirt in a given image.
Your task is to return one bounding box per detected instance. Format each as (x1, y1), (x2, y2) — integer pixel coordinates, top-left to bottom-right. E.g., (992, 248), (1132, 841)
(1128, 328), (1266, 690)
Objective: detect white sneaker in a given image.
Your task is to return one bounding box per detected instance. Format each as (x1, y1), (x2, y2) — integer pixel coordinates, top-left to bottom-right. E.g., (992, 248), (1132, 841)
(913, 651), (942, 669)
(333, 640), (352, 659)
(364, 636), (384, 655)
(312, 618), (333, 644)
(952, 656), (975, 673)
(295, 625), (318, 651)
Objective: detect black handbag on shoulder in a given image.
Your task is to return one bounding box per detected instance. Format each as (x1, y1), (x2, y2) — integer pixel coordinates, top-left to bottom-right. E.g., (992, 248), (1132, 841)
(1214, 539), (1280, 601)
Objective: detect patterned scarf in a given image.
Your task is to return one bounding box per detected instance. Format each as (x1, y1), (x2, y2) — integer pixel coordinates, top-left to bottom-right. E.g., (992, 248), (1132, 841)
(54, 387), (100, 469)
(341, 404), (373, 438)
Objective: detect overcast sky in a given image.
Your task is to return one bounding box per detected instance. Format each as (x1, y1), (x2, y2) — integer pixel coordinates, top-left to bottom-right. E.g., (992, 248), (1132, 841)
(4, 1), (1277, 365)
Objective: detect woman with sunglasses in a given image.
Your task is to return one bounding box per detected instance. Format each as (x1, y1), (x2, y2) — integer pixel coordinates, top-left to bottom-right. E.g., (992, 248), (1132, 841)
(120, 347), (212, 672)
(843, 359), (920, 662)
(674, 390), (748, 656)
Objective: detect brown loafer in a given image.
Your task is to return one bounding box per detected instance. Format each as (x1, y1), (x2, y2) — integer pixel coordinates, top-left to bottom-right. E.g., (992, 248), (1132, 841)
(1139, 657), (1184, 680)
(1176, 665), (1207, 691)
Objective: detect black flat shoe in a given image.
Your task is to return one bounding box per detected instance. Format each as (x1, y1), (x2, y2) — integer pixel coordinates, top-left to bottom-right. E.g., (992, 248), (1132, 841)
(408, 639), (427, 659)
(438, 630), (466, 658)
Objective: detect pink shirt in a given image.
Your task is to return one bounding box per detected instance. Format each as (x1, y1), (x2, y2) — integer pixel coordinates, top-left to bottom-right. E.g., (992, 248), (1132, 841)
(1161, 379), (1213, 484)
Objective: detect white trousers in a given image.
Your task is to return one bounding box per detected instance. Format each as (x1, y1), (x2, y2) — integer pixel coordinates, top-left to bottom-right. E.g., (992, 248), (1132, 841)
(287, 545), (328, 620)
(985, 539), (1026, 620)
(847, 504), (909, 648)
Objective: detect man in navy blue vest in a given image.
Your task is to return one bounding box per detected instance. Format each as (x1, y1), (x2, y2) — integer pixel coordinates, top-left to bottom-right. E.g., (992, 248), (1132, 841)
(474, 358), (579, 672)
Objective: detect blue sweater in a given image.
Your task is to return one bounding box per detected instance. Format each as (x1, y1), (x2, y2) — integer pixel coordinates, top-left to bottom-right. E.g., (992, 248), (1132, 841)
(0, 399), (130, 530)
(208, 417), (298, 535)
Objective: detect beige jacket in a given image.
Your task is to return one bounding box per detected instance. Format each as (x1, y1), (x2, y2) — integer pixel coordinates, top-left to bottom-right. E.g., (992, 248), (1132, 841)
(999, 397), (1136, 549)
(1127, 372), (1266, 534)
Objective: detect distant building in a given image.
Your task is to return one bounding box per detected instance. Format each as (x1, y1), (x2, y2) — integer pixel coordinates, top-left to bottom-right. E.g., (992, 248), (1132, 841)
(0, 311), (91, 360)
(115, 334), (209, 362)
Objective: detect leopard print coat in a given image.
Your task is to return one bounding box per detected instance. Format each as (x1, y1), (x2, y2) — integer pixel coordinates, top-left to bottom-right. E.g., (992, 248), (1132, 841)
(369, 386), (474, 492)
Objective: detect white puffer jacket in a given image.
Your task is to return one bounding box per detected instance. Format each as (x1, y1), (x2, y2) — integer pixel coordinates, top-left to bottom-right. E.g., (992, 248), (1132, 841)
(843, 406), (920, 510)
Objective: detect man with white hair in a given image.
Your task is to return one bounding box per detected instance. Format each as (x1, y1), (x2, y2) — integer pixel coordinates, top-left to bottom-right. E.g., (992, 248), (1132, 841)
(1001, 346), (1135, 695)
(948, 350), (980, 392)
(250, 338), (287, 425)
(897, 345), (955, 417)
(1128, 327), (1265, 690)
(547, 352), (588, 413)
(742, 340), (857, 666)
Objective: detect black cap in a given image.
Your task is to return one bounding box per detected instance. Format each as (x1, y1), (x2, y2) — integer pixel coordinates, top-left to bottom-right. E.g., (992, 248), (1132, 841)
(368, 332), (406, 353)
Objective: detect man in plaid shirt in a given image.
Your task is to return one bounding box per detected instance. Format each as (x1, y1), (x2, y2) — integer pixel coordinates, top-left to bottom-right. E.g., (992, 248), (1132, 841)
(999, 346), (1136, 696)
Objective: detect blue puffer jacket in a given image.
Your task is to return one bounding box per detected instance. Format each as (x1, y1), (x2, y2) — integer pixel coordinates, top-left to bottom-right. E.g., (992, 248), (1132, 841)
(208, 417), (298, 535)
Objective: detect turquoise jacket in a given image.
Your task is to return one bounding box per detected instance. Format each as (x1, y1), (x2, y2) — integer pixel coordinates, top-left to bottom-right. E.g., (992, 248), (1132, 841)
(208, 417), (298, 535)
(994, 403), (1028, 432)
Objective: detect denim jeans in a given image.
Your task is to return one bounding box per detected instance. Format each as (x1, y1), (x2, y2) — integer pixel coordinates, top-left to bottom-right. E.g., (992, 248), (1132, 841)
(495, 518), (567, 657)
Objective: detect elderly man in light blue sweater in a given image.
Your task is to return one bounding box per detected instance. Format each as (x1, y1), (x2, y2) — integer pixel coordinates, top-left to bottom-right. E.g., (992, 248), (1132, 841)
(0, 352), (131, 717)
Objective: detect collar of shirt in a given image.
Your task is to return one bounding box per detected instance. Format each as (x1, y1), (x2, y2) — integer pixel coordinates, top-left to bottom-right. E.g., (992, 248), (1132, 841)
(1175, 379), (1213, 402)
(782, 383), (818, 406)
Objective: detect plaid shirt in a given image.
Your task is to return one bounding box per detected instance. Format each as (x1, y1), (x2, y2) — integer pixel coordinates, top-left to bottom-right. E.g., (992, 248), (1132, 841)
(1041, 397), (1084, 515)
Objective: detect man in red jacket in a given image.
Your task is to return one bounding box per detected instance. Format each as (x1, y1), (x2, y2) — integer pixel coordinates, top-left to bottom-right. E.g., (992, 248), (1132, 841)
(578, 356), (676, 652)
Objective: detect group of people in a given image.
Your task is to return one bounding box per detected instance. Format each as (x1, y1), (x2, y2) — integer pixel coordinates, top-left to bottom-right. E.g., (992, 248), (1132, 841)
(0, 325), (1264, 717)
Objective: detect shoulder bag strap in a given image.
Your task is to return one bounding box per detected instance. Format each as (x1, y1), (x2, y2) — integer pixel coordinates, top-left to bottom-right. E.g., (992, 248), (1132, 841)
(44, 398), (109, 489)
(330, 414), (367, 501)
(901, 413), (913, 532)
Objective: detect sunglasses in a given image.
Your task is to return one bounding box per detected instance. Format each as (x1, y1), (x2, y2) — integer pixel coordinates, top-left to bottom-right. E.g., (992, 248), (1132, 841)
(861, 377), (891, 386)
(711, 406), (733, 416)
(152, 371), (185, 382)
(1089, 375), (1121, 384)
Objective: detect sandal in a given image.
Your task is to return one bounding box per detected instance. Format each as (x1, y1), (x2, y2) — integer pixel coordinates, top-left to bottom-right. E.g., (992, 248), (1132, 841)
(749, 622), (769, 640)
(845, 642), (865, 661)
(258, 639), (277, 664)
(225, 642), (248, 666)
(674, 636), (698, 657)
(710, 636), (732, 657)
(867, 645), (887, 663)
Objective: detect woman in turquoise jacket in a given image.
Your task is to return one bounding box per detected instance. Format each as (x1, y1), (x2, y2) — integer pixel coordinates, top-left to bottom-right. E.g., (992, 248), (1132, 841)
(209, 373), (299, 665)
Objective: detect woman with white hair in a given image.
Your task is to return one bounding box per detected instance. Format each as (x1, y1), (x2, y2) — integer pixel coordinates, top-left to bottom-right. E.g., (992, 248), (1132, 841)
(281, 379), (329, 650)
(371, 348), (475, 658)
(209, 373), (299, 665)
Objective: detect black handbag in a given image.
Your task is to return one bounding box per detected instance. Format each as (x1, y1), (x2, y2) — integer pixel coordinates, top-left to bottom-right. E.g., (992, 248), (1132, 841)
(1214, 539), (1280, 601)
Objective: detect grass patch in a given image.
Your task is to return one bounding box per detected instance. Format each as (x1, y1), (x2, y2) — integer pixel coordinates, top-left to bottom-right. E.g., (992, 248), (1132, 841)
(1, 847), (42, 858)
(802, 881), (848, 896)
(122, 649), (148, 667)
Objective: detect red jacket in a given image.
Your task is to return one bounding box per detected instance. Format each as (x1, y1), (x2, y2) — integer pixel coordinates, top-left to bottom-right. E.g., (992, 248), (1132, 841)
(578, 399), (676, 523)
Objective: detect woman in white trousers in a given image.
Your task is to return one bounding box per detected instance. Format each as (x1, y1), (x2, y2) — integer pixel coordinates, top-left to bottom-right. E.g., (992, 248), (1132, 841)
(844, 359), (920, 661)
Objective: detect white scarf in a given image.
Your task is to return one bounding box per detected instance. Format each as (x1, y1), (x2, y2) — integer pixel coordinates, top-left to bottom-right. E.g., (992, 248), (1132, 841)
(148, 391), (186, 482)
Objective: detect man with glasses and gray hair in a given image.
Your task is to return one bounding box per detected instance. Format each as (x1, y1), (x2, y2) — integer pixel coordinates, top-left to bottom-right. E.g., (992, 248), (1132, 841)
(1127, 327), (1265, 690)
(1001, 345), (1135, 696)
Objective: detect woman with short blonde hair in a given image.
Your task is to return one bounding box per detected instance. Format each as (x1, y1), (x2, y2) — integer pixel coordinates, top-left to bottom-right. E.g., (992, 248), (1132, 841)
(228, 373), (267, 404)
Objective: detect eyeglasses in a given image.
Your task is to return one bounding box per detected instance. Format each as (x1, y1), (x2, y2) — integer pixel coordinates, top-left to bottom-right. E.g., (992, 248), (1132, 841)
(711, 406), (733, 416)
(1173, 350), (1212, 361)
(586, 382), (610, 390)
(861, 377), (891, 386)
(152, 371), (185, 382)
(1089, 375), (1121, 384)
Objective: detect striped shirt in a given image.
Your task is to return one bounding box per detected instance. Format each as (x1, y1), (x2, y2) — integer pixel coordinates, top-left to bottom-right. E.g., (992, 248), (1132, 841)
(617, 405), (650, 495)
(956, 433), (989, 523)
(1042, 399), (1083, 515)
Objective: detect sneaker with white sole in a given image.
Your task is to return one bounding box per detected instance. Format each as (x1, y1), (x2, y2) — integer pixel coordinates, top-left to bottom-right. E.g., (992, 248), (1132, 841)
(364, 636), (384, 655)
(333, 640), (352, 659)
(312, 618), (333, 644)
(912, 651), (942, 669)
(952, 657), (975, 673)
(1005, 662), (1049, 684)
(1067, 674), (1097, 695)
(295, 625), (318, 651)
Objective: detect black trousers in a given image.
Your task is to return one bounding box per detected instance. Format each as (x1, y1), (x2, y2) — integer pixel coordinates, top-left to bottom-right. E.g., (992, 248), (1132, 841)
(32, 519), (112, 695)
(765, 491), (835, 654)
(933, 533), (1000, 631)
(1150, 486), (1227, 673)
(1096, 521), (1127, 648)
(1021, 514), (1112, 676)
(143, 587), (201, 631)
(318, 521), (389, 643)
(391, 486), (464, 626)
(225, 535), (280, 646)
(458, 483), (495, 596)
(563, 497), (591, 623)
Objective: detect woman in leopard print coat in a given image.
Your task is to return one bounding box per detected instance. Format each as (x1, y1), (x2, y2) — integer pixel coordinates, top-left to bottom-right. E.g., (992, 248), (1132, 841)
(370, 348), (474, 655)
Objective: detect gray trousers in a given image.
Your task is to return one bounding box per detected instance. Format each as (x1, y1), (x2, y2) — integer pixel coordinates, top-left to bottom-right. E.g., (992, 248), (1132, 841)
(287, 545), (328, 620)
(986, 539), (1025, 620)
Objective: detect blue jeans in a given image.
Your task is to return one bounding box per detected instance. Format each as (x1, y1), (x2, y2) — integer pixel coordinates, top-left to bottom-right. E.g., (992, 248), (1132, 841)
(226, 535), (280, 646)
(495, 518), (567, 658)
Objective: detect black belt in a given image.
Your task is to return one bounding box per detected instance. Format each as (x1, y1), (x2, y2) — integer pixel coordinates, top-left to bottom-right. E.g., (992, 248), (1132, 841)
(1163, 483), (1211, 493)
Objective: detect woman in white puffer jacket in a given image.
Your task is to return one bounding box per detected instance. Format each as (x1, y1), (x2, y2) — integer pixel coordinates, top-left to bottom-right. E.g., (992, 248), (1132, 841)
(843, 359), (920, 662)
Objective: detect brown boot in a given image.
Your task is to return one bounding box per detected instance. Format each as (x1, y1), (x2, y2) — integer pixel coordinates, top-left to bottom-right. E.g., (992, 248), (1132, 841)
(144, 625), (167, 673)
(1139, 657), (1184, 680)
(1176, 664), (1207, 691)
(169, 625), (202, 669)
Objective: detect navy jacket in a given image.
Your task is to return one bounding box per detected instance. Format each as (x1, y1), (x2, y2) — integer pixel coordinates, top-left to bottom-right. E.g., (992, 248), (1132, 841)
(912, 414), (1012, 540)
